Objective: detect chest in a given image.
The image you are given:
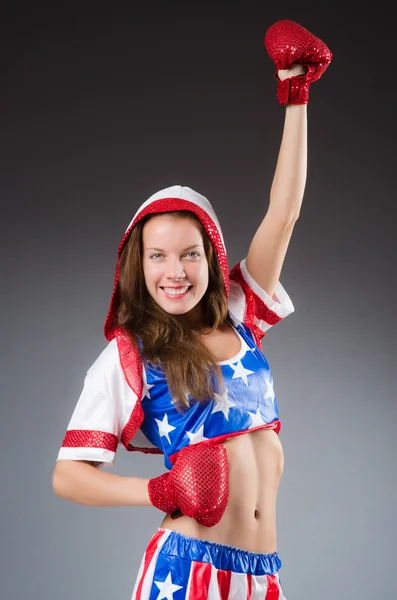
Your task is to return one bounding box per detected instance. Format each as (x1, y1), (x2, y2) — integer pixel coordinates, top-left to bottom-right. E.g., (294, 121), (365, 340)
(200, 323), (243, 363)
(139, 323), (280, 468)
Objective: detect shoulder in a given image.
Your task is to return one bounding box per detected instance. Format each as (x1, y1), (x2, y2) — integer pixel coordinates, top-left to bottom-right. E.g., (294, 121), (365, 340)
(86, 338), (120, 379)
(85, 338), (139, 400)
(228, 258), (295, 343)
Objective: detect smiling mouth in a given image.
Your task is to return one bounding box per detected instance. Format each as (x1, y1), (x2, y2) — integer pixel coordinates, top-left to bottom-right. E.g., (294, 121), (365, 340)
(160, 286), (192, 297)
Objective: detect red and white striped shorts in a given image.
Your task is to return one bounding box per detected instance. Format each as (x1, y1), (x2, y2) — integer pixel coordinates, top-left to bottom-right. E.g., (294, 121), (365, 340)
(132, 528), (287, 599)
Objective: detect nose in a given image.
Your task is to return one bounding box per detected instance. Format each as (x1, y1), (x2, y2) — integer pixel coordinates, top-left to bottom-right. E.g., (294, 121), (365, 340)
(166, 269), (186, 280)
(166, 259), (186, 280)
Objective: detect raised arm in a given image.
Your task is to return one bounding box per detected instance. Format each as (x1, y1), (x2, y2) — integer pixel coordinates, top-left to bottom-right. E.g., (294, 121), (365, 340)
(246, 93), (306, 298)
(245, 20), (332, 298)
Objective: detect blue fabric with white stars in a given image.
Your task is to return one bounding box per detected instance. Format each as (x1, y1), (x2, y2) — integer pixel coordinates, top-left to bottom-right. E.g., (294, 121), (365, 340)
(140, 320), (280, 469)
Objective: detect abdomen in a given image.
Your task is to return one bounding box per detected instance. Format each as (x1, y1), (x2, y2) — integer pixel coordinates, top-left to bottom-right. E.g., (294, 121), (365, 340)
(161, 428), (284, 553)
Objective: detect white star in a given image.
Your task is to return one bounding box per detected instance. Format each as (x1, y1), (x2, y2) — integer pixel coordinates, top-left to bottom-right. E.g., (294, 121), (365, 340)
(154, 572), (183, 600)
(186, 424), (208, 444)
(142, 369), (154, 399)
(264, 377), (275, 400)
(155, 413), (176, 444)
(142, 380), (154, 399)
(229, 359), (254, 386)
(211, 388), (236, 420)
(248, 407), (265, 428)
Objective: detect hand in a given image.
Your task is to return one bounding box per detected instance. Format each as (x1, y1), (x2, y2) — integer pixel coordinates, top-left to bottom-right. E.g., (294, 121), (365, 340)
(277, 64), (306, 82)
(264, 19), (332, 106)
(148, 442), (229, 527)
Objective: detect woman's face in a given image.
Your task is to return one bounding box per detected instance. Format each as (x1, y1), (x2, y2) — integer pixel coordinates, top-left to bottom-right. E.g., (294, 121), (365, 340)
(142, 214), (209, 320)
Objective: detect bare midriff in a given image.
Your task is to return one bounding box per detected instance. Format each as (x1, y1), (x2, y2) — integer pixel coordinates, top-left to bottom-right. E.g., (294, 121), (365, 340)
(161, 427), (284, 554)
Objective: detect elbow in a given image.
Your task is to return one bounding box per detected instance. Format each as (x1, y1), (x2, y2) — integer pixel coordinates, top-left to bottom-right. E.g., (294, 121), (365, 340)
(52, 462), (65, 498)
(52, 460), (97, 505)
(268, 202), (300, 226)
(282, 206), (301, 224)
(52, 460), (78, 501)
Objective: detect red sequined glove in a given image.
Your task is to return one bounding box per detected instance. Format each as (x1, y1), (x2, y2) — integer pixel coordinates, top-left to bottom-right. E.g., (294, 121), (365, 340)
(148, 442), (229, 527)
(264, 19), (332, 106)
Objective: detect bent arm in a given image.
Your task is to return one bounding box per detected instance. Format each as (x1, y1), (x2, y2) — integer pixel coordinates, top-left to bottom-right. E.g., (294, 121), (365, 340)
(52, 460), (151, 507)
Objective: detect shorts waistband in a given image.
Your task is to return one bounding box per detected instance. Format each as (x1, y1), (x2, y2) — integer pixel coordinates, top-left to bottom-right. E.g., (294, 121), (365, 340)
(158, 529), (282, 576)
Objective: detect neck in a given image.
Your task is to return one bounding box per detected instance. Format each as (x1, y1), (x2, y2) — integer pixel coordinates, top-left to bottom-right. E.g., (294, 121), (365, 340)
(177, 303), (207, 332)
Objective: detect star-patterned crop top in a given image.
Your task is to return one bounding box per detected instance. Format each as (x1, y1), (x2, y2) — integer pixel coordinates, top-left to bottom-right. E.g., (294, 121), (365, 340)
(57, 259), (294, 468)
(140, 321), (279, 469)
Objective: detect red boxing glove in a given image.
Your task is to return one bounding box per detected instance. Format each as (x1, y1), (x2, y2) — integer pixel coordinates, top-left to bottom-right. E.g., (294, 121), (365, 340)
(148, 442), (229, 527)
(264, 19), (332, 106)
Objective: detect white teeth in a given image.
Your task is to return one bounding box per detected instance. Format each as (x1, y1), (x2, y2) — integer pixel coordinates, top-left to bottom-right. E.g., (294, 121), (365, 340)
(163, 286), (190, 296)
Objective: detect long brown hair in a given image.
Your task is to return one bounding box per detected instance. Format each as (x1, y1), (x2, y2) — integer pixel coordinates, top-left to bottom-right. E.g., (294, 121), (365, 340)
(117, 211), (229, 408)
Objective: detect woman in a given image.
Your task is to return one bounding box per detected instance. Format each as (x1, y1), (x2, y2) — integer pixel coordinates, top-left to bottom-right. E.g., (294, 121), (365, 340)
(52, 19), (332, 600)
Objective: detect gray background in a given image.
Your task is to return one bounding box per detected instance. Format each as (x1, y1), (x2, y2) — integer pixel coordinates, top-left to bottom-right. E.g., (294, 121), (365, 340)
(2, 2), (396, 599)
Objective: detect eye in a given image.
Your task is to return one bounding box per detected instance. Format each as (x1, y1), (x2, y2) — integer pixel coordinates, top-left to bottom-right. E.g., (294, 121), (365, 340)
(149, 253), (164, 259)
(184, 251), (201, 258)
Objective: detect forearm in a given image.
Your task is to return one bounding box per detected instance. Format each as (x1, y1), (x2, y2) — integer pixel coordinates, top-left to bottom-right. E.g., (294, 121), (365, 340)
(52, 460), (151, 507)
(269, 103), (307, 220)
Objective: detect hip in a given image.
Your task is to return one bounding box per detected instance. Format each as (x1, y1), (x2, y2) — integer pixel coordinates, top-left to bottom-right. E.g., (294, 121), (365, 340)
(131, 528), (287, 600)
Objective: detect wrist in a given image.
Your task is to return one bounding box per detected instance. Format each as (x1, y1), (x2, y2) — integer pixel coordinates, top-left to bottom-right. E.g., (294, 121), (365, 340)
(277, 76), (310, 106)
